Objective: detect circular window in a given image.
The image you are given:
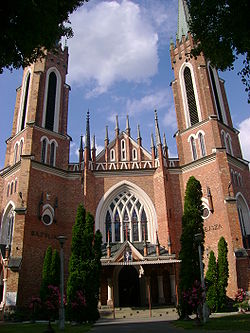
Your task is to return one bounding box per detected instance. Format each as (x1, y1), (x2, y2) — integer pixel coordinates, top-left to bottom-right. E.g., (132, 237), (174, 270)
(202, 207), (210, 219)
(42, 214), (52, 225)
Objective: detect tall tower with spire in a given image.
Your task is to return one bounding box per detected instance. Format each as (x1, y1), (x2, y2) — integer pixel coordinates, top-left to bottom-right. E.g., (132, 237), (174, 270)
(170, 0), (250, 297)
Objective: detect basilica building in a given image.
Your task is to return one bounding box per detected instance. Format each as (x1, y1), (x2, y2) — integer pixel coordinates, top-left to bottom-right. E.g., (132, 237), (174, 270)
(0, 0), (249, 310)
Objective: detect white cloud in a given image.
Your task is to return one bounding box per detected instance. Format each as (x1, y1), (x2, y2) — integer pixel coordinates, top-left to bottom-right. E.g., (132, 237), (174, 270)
(163, 103), (177, 130)
(68, 0), (159, 95)
(239, 117), (250, 161)
(126, 89), (172, 115)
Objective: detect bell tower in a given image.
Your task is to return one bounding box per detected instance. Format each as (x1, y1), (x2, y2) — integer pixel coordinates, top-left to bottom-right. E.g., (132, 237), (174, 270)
(170, 0), (250, 296)
(5, 45), (70, 170)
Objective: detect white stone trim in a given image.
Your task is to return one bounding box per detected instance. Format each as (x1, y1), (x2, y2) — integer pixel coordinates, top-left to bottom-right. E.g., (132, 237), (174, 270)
(16, 69), (32, 133)
(95, 180), (158, 244)
(179, 62), (202, 128)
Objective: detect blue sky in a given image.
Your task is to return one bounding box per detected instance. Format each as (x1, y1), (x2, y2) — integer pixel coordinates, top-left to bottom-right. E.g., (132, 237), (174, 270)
(0, 0), (249, 168)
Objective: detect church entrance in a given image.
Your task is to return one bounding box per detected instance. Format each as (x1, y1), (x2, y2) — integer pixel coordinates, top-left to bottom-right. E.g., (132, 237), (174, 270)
(118, 266), (140, 307)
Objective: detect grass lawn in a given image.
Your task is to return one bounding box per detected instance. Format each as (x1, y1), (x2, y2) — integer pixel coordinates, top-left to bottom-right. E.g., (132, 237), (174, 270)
(0, 322), (92, 333)
(174, 313), (250, 330)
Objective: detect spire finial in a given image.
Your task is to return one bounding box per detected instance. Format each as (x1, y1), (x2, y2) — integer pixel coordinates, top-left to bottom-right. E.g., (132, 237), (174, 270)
(163, 133), (167, 148)
(85, 109), (91, 160)
(92, 134), (96, 149)
(154, 110), (162, 146)
(137, 124), (141, 140)
(115, 115), (119, 137)
(105, 126), (109, 144)
(150, 132), (155, 149)
(126, 115), (130, 131)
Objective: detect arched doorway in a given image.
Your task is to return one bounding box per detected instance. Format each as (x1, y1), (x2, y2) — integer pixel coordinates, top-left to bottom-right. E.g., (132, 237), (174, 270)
(119, 266), (140, 307)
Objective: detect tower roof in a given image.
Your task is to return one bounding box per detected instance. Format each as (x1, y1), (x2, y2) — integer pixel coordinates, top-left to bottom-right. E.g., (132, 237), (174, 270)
(177, 0), (190, 41)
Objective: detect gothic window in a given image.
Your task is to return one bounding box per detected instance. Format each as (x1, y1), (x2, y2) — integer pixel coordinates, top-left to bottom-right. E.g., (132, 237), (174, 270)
(10, 182), (13, 195)
(121, 139), (126, 161)
(50, 142), (56, 166)
(132, 148), (137, 161)
(190, 136), (197, 161)
(20, 72), (31, 131)
(105, 211), (112, 242)
(198, 133), (206, 157)
(237, 194), (250, 249)
(14, 143), (18, 164)
(184, 66), (199, 126)
(19, 140), (23, 160)
(105, 191), (149, 243)
(226, 134), (233, 156)
(114, 210), (120, 242)
(209, 65), (223, 122)
(7, 184), (10, 197)
(45, 72), (57, 131)
(141, 208), (148, 241)
(0, 206), (15, 246)
(14, 179), (17, 193)
(110, 149), (115, 161)
(41, 138), (48, 163)
(221, 130), (226, 148)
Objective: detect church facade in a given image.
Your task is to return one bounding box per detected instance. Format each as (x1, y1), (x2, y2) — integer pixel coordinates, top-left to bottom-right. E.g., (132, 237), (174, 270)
(0, 0), (249, 310)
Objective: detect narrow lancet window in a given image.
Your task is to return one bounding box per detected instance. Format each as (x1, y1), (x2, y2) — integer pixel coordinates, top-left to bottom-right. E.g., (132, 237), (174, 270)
(190, 137), (197, 160)
(198, 133), (206, 157)
(41, 139), (47, 163)
(209, 66), (223, 122)
(45, 72), (57, 131)
(184, 67), (199, 126)
(50, 142), (55, 166)
(21, 73), (30, 131)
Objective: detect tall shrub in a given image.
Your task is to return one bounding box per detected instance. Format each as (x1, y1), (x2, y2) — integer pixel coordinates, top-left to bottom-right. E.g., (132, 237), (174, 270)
(205, 250), (217, 312)
(179, 176), (204, 318)
(217, 237), (229, 311)
(50, 249), (60, 287)
(67, 205), (102, 323)
(40, 245), (52, 301)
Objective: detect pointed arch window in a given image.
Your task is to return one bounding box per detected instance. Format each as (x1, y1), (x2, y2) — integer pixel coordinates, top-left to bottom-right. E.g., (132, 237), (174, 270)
(198, 133), (206, 157)
(41, 138), (48, 163)
(19, 140), (23, 161)
(190, 136), (197, 161)
(45, 72), (57, 131)
(14, 143), (18, 164)
(121, 139), (126, 161)
(226, 134), (233, 156)
(184, 67), (199, 126)
(0, 207), (15, 246)
(20, 72), (31, 131)
(110, 149), (115, 162)
(105, 191), (149, 243)
(132, 148), (137, 161)
(10, 182), (14, 195)
(221, 130), (226, 148)
(7, 184), (10, 197)
(209, 65), (223, 122)
(105, 211), (112, 242)
(50, 142), (55, 166)
(14, 179), (17, 193)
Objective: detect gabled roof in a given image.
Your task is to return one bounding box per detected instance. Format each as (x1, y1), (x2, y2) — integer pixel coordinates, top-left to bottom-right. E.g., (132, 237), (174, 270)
(96, 131), (152, 162)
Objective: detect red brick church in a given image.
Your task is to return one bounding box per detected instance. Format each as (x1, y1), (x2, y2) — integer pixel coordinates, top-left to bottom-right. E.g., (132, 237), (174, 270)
(0, 0), (249, 310)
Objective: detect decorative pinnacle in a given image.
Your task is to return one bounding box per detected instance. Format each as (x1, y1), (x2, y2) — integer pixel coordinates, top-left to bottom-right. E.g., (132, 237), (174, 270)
(92, 134), (96, 149)
(154, 110), (162, 146)
(163, 133), (168, 148)
(126, 115), (130, 132)
(115, 115), (119, 131)
(150, 133), (155, 149)
(137, 124), (141, 140)
(105, 126), (109, 144)
(79, 135), (83, 151)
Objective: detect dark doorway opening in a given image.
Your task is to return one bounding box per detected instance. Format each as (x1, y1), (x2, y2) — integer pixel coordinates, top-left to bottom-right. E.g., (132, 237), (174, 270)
(119, 266), (140, 307)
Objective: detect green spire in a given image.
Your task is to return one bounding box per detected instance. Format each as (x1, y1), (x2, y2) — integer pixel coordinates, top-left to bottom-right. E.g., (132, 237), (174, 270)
(177, 0), (190, 41)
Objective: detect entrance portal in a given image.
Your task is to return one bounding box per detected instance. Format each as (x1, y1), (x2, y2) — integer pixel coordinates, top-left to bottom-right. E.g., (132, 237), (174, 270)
(118, 266), (140, 307)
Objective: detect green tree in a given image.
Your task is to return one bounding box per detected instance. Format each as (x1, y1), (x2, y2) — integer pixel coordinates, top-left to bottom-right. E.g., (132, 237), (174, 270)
(50, 249), (60, 287)
(67, 205), (102, 323)
(40, 245), (52, 302)
(0, 1), (89, 73)
(186, 0), (250, 102)
(179, 176), (204, 318)
(205, 250), (218, 312)
(217, 237), (229, 311)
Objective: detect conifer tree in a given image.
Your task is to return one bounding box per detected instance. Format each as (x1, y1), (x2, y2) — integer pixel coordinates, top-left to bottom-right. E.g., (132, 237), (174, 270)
(179, 176), (204, 317)
(50, 249), (60, 287)
(40, 245), (52, 301)
(217, 237), (229, 311)
(205, 250), (217, 312)
(67, 205), (102, 322)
